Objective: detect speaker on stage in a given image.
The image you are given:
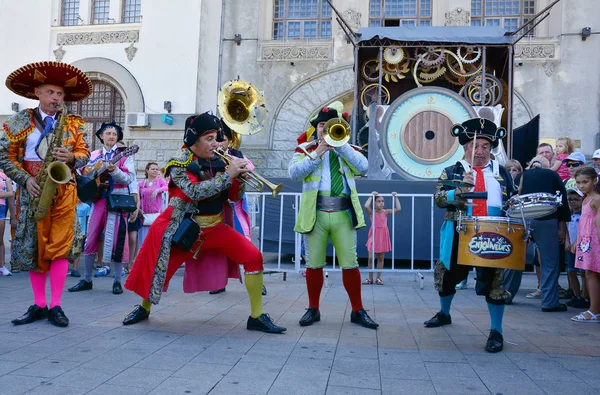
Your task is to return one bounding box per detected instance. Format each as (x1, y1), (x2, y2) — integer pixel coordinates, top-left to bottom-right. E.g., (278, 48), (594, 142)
(512, 114), (540, 169)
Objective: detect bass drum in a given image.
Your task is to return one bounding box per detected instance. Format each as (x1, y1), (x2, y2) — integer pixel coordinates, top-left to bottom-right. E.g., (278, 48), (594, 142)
(379, 87), (477, 180)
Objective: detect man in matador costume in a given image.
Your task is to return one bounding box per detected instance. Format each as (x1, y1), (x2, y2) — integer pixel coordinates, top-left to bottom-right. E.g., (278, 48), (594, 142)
(123, 112), (286, 334)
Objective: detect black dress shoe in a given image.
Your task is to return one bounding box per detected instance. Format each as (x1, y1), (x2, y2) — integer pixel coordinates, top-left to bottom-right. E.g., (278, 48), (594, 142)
(541, 303), (568, 312)
(123, 305), (150, 325)
(112, 281), (123, 295)
(48, 306), (69, 327)
(11, 304), (48, 325)
(262, 285), (267, 296)
(247, 313), (286, 333)
(299, 307), (320, 326)
(68, 280), (92, 292)
(350, 309), (379, 329)
(424, 311), (452, 328)
(209, 288), (226, 295)
(485, 329), (504, 353)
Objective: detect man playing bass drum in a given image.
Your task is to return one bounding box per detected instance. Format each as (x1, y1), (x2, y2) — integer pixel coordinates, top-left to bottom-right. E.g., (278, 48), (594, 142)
(425, 118), (515, 353)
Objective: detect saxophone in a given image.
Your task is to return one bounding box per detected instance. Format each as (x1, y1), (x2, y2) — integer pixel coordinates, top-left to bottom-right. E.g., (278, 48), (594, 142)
(31, 104), (72, 221)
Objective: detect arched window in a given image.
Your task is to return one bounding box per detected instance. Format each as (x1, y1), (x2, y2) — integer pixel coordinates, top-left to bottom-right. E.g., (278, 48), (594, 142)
(69, 81), (126, 151)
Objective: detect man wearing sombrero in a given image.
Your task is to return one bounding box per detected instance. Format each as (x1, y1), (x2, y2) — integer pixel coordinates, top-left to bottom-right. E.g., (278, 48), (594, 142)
(289, 101), (379, 329)
(0, 61), (92, 327)
(426, 118), (515, 352)
(68, 121), (136, 296)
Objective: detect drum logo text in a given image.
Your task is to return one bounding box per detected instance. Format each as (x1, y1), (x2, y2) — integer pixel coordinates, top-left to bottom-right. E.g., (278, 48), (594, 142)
(468, 232), (513, 259)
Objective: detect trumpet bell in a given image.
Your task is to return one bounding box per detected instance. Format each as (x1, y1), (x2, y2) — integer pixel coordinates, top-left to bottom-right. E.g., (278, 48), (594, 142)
(218, 80), (268, 136)
(323, 117), (351, 147)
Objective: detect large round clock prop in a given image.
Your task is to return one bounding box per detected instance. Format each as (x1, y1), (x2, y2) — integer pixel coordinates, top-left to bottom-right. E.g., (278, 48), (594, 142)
(380, 86), (477, 180)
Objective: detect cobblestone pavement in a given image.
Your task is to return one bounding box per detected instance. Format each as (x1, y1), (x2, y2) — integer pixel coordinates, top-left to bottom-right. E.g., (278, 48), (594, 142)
(1, 268), (599, 394)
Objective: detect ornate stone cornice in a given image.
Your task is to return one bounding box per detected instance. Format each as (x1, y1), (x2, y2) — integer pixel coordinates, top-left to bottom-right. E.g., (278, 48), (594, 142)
(445, 8), (470, 26)
(515, 41), (559, 61)
(260, 40), (333, 61)
(57, 30), (139, 46)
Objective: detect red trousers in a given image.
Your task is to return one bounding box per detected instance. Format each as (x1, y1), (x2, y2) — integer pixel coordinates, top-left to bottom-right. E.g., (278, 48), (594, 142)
(125, 215), (263, 301)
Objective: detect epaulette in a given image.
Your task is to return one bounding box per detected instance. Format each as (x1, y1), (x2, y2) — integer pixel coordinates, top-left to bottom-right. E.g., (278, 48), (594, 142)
(164, 149), (194, 176)
(3, 109), (35, 142)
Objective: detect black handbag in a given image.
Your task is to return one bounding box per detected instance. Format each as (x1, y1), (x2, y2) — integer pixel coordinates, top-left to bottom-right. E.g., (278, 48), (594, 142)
(172, 217), (200, 251)
(107, 194), (137, 213)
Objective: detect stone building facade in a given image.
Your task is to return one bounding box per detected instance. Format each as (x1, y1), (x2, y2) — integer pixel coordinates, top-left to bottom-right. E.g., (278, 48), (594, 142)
(0, 0), (598, 176)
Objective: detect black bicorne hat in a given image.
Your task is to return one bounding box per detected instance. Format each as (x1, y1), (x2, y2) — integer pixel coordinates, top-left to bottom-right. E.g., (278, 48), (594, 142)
(310, 106), (350, 128)
(451, 118), (506, 148)
(96, 121), (123, 143)
(183, 111), (223, 147)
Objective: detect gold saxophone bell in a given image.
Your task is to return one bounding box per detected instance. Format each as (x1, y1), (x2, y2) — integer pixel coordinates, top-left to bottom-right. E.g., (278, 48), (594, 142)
(218, 79), (268, 136)
(213, 148), (283, 198)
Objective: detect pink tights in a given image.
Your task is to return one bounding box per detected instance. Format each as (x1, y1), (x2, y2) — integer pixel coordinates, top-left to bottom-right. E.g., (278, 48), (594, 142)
(29, 258), (69, 309)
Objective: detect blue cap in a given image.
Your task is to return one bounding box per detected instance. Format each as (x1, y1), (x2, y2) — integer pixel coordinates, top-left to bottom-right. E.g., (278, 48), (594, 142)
(562, 152), (586, 163)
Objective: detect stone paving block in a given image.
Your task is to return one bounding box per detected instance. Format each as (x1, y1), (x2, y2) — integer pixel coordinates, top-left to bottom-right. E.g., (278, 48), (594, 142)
(0, 373), (44, 394)
(534, 379), (598, 395)
(132, 353), (196, 372)
(44, 366), (118, 391)
(86, 383), (150, 395)
(329, 357), (380, 389)
(207, 373), (274, 395)
(476, 369), (543, 394)
(425, 361), (477, 378)
(12, 359), (81, 379)
(20, 382), (84, 395)
(379, 361), (431, 381)
(431, 376), (491, 394)
(325, 385), (382, 394)
(173, 362), (232, 384)
(380, 378), (436, 395)
(334, 344), (379, 360)
(290, 342), (336, 360)
(106, 366), (172, 389)
(147, 376), (212, 395)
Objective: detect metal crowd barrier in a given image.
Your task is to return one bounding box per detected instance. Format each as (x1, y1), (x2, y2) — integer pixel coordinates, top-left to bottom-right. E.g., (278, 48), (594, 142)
(245, 192), (437, 278)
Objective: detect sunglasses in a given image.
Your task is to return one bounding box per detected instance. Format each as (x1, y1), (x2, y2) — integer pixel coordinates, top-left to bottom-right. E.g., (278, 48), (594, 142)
(566, 162), (583, 168)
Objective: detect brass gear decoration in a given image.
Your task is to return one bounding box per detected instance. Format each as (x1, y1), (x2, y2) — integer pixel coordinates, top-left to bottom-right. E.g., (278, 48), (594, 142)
(360, 83), (391, 109)
(383, 46), (405, 65)
(361, 58), (380, 82)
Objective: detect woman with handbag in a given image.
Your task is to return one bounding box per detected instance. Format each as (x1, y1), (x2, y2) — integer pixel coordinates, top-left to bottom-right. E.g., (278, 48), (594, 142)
(122, 112), (286, 334)
(137, 162), (168, 248)
(69, 122), (136, 296)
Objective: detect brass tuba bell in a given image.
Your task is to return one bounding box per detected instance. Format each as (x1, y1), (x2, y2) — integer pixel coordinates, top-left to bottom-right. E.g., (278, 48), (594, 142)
(217, 79), (268, 136)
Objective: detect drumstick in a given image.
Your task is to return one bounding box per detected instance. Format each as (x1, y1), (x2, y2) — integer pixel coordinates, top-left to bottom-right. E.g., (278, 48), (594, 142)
(471, 132), (477, 167)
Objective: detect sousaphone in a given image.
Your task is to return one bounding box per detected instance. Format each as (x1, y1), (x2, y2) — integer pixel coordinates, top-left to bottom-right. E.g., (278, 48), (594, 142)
(217, 79), (268, 135)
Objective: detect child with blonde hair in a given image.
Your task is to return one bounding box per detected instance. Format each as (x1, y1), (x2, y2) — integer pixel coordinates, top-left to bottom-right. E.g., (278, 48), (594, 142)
(551, 137), (574, 181)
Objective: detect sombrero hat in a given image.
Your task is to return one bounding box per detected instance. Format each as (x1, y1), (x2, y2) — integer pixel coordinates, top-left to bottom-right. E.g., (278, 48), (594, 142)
(5, 61), (92, 102)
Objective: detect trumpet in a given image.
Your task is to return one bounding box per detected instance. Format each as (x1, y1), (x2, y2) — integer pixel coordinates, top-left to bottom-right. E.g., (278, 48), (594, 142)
(214, 147), (283, 198)
(297, 117), (351, 160)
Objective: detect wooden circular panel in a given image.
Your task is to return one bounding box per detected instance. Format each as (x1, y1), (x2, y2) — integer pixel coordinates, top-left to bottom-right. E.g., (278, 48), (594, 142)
(402, 111), (457, 164)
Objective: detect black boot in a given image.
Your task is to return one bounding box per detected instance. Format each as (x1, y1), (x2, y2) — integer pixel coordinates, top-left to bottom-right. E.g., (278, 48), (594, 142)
(299, 307), (320, 326)
(247, 314), (286, 333)
(485, 329), (504, 353)
(350, 309), (379, 329)
(123, 305), (150, 325)
(68, 280), (92, 292)
(209, 288), (226, 295)
(48, 306), (69, 327)
(11, 305), (48, 325)
(112, 281), (123, 295)
(424, 311), (452, 327)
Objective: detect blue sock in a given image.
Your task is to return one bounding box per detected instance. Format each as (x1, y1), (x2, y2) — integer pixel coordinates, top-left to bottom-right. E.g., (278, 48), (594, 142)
(440, 295), (454, 315)
(487, 303), (504, 334)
